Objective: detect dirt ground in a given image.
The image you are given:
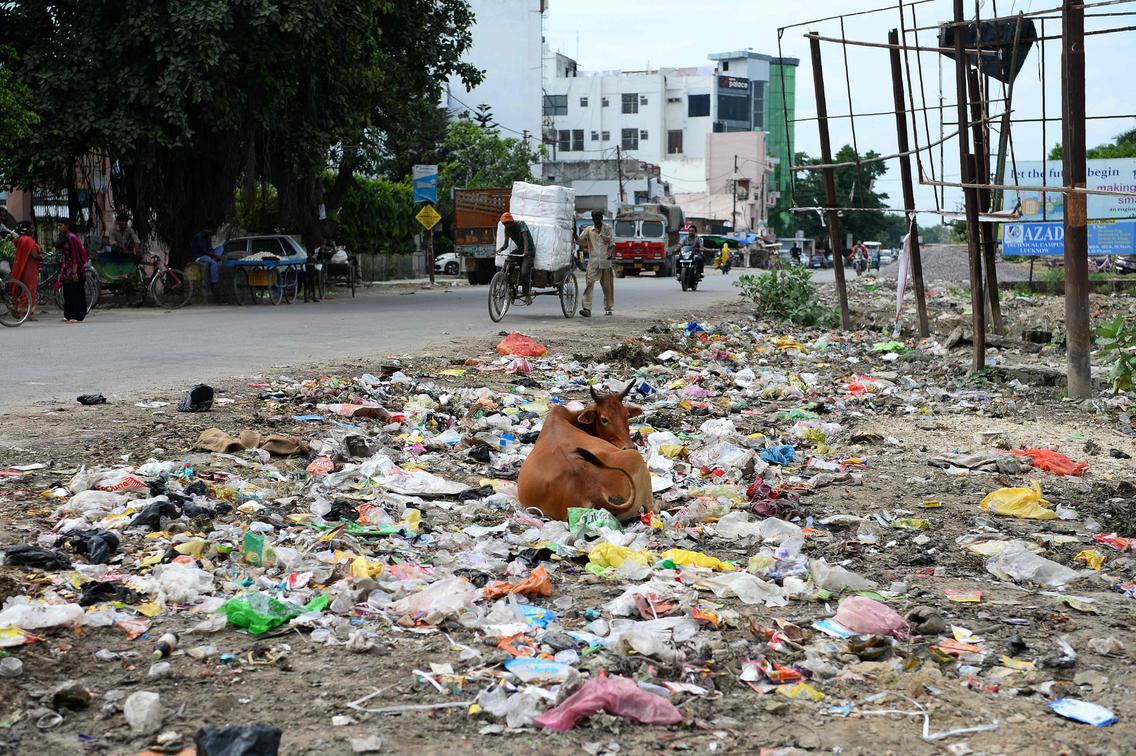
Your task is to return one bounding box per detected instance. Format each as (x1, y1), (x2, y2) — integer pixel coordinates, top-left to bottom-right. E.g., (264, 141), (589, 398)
(0, 274), (1133, 755)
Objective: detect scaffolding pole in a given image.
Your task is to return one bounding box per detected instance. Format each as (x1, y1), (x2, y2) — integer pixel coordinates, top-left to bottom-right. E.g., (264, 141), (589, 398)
(1063, 0), (1092, 398)
(967, 66), (1005, 334)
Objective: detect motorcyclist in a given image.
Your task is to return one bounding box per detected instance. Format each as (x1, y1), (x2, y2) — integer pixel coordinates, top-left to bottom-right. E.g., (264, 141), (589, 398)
(790, 244), (802, 266)
(680, 225), (704, 279)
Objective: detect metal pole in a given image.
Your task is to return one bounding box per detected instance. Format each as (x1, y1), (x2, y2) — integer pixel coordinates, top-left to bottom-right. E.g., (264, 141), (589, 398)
(732, 154), (738, 232)
(809, 34), (852, 330)
(991, 13), (1025, 212)
(967, 66), (1004, 333)
(953, 0), (986, 372)
(888, 29), (929, 338)
(427, 211), (435, 286)
(1062, 0), (1091, 398)
(616, 145), (625, 206)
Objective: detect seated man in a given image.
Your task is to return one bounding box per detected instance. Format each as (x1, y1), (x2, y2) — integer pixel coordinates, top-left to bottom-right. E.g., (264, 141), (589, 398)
(109, 216), (143, 262)
(192, 226), (220, 286)
(497, 212), (535, 304)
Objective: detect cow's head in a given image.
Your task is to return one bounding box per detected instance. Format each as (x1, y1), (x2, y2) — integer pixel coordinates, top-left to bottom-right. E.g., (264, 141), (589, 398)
(575, 382), (643, 450)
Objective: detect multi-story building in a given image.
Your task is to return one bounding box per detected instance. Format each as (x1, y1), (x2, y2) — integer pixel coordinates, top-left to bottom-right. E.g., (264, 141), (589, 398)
(445, 0), (545, 144)
(541, 48), (797, 231)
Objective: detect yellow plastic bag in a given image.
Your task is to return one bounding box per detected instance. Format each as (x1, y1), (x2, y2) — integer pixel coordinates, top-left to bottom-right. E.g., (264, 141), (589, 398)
(979, 481), (1055, 520)
(588, 543), (652, 569)
(659, 548), (734, 571)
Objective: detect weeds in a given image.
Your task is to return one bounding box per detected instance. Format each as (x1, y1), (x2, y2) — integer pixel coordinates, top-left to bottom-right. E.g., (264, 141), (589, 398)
(734, 267), (838, 328)
(1095, 316), (1136, 392)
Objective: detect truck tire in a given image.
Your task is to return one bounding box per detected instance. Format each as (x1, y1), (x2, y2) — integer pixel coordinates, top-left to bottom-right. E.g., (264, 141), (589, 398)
(467, 271), (479, 285)
(478, 266), (495, 285)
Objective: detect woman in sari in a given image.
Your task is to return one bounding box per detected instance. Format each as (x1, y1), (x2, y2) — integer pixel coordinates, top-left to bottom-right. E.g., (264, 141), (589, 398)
(10, 222), (41, 319)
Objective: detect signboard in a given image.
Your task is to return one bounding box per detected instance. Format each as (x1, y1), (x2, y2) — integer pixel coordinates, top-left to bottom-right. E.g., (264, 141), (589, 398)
(415, 204), (442, 230)
(412, 164), (438, 204)
(718, 76), (751, 91)
(1001, 219), (1136, 256)
(1001, 159), (1136, 221)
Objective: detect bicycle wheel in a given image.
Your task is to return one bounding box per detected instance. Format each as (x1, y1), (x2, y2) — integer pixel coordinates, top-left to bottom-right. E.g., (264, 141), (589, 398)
(84, 268), (101, 313)
(280, 267), (298, 304)
(265, 269), (284, 305)
(488, 270), (511, 322)
(559, 272), (578, 318)
(151, 268), (193, 309)
(232, 268), (253, 305)
(0, 279), (31, 327)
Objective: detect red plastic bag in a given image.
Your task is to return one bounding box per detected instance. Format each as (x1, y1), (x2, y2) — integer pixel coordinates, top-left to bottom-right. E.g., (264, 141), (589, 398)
(533, 675), (683, 731)
(833, 595), (908, 639)
(496, 333), (548, 357)
(1010, 448), (1088, 476)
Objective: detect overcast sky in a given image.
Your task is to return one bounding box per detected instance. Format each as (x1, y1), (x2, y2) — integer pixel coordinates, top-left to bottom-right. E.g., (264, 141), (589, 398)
(546, 0), (1136, 226)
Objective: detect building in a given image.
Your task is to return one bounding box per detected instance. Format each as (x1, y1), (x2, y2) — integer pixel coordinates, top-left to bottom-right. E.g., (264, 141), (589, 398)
(541, 48), (797, 232)
(444, 0), (545, 144)
(541, 159), (668, 213)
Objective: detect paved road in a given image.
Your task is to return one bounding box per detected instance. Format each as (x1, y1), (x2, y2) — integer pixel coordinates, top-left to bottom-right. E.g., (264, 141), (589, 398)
(1, 271), (753, 411)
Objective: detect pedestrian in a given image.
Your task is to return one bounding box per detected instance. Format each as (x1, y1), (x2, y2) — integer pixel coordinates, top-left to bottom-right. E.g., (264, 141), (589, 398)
(56, 218), (89, 323)
(576, 209), (614, 318)
(497, 212), (535, 305)
(10, 221), (41, 320)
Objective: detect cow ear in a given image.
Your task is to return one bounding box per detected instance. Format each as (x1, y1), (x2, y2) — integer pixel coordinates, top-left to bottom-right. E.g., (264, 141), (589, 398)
(577, 408), (596, 425)
(626, 405), (643, 419)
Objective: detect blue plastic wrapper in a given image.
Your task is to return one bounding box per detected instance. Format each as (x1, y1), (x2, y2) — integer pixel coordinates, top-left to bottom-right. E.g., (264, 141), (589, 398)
(760, 444), (796, 466)
(1048, 698), (1118, 727)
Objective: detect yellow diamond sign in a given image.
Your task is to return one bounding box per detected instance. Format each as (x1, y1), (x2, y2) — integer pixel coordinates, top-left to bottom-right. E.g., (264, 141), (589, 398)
(416, 204), (441, 230)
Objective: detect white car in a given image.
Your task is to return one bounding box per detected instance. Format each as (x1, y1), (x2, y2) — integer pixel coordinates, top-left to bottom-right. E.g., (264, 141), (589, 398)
(434, 252), (460, 276)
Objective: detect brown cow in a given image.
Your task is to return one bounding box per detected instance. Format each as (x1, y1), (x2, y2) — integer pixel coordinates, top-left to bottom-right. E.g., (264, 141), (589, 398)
(518, 384), (654, 522)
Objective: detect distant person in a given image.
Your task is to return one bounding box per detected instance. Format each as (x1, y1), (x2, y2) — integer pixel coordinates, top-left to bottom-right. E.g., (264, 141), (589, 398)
(576, 209), (615, 317)
(56, 218), (89, 323)
(193, 226), (220, 286)
(680, 224), (705, 278)
(10, 221), (41, 320)
(790, 244), (802, 266)
(497, 212), (535, 305)
(109, 216), (142, 262)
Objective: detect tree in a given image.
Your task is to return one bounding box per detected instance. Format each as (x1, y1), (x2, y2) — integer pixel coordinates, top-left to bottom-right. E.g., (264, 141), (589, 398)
(1049, 127), (1136, 160)
(0, 47), (37, 185)
(0, 1), (482, 264)
(791, 146), (906, 249)
(472, 104), (496, 130)
(438, 121), (541, 193)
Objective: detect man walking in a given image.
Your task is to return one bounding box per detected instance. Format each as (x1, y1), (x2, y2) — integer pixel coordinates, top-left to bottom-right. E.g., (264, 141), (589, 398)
(577, 209), (614, 317)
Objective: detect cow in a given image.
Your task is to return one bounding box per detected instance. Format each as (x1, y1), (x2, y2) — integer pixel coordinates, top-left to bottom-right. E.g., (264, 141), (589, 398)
(517, 383), (655, 522)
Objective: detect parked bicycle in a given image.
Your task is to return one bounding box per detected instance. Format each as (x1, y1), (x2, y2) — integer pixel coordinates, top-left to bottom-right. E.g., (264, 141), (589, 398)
(111, 254), (193, 309)
(0, 275), (33, 327)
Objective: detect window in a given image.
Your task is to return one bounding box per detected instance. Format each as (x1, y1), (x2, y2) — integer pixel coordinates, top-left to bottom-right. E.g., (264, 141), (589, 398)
(602, 96), (609, 107)
(718, 93), (750, 123)
(688, 94), (710, 117)
(542, 94), (567, 116)
(621, 93), (638, 114)
(558, 129), (584, 151)
(621, 128), (639, 150)
(601, 130), (610, 141)
(667, 129), (683, 154)
(722, 61), (730, 71)
(641, 221), (665, 238)
(251, 238), (286, 257)
(667, 96), (682, 104)
(580, 96), (589, 107)
(590, 130), (599, 141)
(752, 82), (766, 129)
(640, 95), (649, 106)
(639, 130), (649, 141)
(614, 220), (637, 237)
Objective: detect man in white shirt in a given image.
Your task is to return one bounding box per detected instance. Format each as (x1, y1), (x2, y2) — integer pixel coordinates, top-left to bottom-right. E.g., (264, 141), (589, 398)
(576, 209), (615, 317)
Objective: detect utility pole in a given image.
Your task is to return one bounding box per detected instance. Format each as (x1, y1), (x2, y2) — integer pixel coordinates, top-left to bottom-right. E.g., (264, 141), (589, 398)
(1062, 0), (1091, 398)
(966, 67), (1004, 334)
(809, 35), (851, 330)
(952, 0), (986, 372)
(888, 29), (929, 337)
(732, 154), (739, 232)
(616, 145), (625, 206)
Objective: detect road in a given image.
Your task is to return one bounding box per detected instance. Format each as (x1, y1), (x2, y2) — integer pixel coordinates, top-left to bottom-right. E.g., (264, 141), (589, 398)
(1, 271), (753, 411)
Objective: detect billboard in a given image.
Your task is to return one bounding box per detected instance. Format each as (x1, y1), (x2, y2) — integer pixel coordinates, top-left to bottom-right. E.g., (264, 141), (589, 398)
(1002, 219), (1136, 256)
(412, 164), (438, 204)
(1001, 159), (1136, 221)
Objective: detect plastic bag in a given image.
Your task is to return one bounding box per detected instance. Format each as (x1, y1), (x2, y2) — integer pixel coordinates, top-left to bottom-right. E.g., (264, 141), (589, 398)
(658, 548), (733, 571)
(221, 593), (329, 635)
(496, 333), (547, 357)
(985, 540), (1082, 587)
(696, 572), (787, 607)
(0, 598), (87, 630)
(809, 557), (877, 592)
(980, 481), (1055, 520)
(1010, 448), (1088, 476)
(533, 675), (683, 731)
(832, 595), (908, 638)
(153, 562), (214, 604)
(195, 724), (283, 756)
(177, 384), (214, 413)
(3, 544), (71, 570)
(387, 577), (479, 624)
(759, 445), (796, 466)
(588, 543), (652, 569)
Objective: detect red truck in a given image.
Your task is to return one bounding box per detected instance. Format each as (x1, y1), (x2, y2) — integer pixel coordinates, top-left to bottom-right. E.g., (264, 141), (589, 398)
(454, 188), (511, 285)
(611, 203), (684, 278)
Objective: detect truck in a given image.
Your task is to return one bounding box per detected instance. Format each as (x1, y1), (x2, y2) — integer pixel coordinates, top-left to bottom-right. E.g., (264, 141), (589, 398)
(454, 188), (511, 285)
(611, 203), (684, 277)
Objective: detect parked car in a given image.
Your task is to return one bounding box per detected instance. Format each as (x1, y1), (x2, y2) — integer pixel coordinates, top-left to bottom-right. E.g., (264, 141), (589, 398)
(808, 250), (832, 269)
(434, 252), (460, 276)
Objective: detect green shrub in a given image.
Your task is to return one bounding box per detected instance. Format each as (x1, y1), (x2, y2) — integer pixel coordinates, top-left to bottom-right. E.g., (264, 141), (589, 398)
(734, 266), (838, 328)
(1095, 316), (1136, 392)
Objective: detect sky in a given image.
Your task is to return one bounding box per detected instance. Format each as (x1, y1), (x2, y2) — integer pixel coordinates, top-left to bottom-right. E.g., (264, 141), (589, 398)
(545, 0), (1136, 226)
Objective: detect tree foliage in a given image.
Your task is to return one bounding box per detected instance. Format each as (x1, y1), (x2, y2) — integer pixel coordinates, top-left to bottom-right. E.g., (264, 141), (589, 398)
(1050, 128), (1136, 160)
(791, 145), (907, 249)
(334, 178), (417, 257)
(438, 120), (541, 194)
(0, 1), (481, 264)
(0, 47), (37, 182)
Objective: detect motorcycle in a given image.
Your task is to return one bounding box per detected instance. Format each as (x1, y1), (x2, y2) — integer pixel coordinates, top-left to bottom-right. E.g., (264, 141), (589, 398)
(853, 254), (868, 276)
(676, 246), (701, 292)
(717, 251), (732, 275)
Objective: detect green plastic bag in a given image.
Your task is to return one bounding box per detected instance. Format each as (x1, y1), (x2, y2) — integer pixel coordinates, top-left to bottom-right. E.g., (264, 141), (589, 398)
(567, 507), (622, 537)
(221, 593), (329, 635)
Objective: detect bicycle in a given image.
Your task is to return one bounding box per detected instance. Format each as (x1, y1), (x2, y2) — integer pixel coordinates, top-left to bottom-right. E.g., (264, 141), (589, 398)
(134, 254), (194, 309)
(38, 250), (101, 315)
(488, 251), (577, 322)
(0, 276), (33, 327)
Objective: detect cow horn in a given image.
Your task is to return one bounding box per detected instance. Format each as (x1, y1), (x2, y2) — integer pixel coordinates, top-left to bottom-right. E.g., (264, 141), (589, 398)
(620, 380), (635, 399)
(590, 385), (600, 402)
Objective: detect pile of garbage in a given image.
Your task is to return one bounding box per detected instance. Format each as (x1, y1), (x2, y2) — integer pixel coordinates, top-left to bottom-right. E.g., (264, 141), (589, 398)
(0, 318), (1133, 750)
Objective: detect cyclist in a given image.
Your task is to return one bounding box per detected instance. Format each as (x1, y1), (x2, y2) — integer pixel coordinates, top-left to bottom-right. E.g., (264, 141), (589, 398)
(497, 212), (535, 305)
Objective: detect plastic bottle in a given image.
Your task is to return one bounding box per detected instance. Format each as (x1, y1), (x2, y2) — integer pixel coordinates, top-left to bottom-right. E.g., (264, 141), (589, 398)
(152, 632), (178, 660)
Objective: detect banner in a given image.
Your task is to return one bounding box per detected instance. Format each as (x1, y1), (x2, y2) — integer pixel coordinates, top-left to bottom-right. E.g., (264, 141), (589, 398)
(412, 164), (438, 204)
(1001, 159), (1136, 221)
(1001, 219), (1136, 256)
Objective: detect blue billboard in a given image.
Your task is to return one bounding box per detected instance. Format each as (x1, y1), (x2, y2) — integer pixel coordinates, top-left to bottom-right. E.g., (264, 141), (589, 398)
(1002, 220), (1136, 257)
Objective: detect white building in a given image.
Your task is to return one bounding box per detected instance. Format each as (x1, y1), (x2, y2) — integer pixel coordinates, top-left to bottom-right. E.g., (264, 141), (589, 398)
(541, 49), (791, 229)
(445, 0), (545, 143)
